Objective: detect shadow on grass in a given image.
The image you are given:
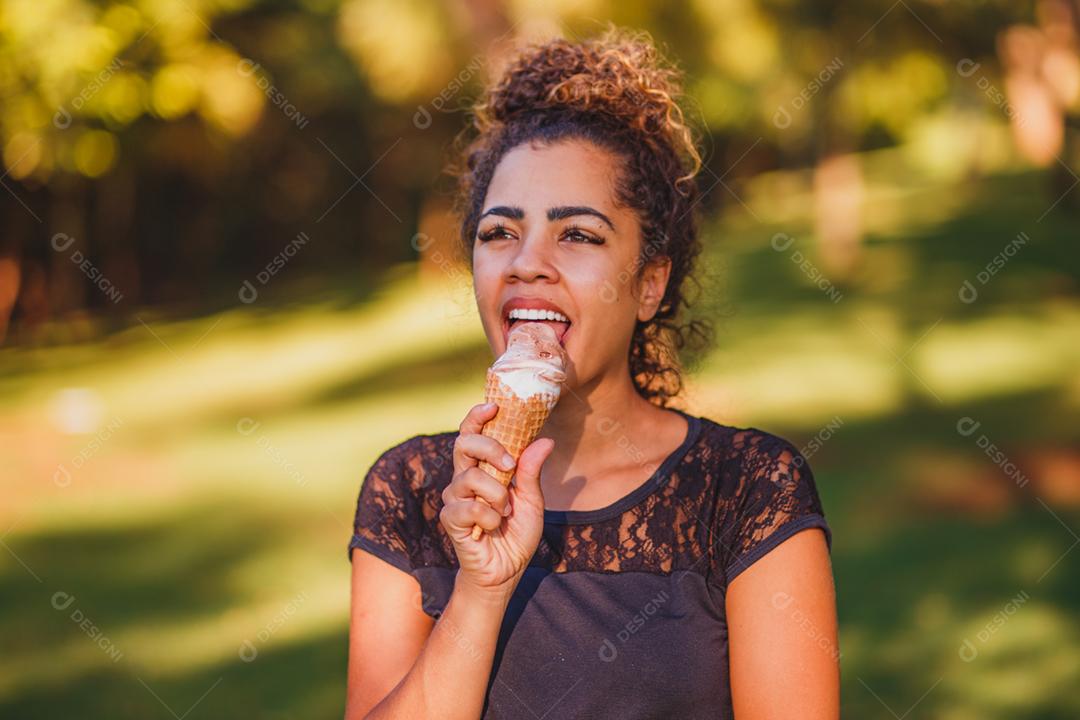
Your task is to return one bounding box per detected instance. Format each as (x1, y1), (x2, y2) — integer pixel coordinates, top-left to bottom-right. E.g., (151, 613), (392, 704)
(751, 385), (1080, 717)
(0, 498), (297, 657)
(835, 505), (1080, 719)
(1, 496), (348, 719)
(2, 166), (1078, 718)
(4, 502), (1076, 718)
(0, 625), (347, 720)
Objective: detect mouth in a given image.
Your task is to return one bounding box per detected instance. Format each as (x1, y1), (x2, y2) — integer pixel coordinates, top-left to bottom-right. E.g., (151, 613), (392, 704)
(502, 311), (572, 347)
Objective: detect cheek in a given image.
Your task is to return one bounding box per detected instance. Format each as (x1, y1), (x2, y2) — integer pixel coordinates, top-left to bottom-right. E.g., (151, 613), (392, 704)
(472, 256), (507, 350)
(471, 255), (499, 305)
(570, 261), (637, 317)
(564, 263), (640, 347)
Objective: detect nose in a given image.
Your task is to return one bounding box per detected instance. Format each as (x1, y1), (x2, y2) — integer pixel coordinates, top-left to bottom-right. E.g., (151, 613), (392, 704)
(504, 232), (559, 283)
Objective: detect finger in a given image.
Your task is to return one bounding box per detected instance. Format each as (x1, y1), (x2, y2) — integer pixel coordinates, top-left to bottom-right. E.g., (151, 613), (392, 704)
(453, 430), (515, 477)
(512, 437), (555, 502)
(453, 403), (500, 475)
(444, 467), (512, 515)
(459, 402), (499, 436)
(468, 497), (492, 541)
(439, 499), (503, 535)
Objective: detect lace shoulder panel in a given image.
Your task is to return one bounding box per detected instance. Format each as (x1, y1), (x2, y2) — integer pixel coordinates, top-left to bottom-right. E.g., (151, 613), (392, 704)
(347, 421), (831, 587)
(711, 427), (832, 586)
(348, 433), (457, 571)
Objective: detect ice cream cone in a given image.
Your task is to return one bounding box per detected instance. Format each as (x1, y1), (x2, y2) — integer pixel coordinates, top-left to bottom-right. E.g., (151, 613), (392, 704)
(470, 322), (567, 540)
(478, 370), (560, 482)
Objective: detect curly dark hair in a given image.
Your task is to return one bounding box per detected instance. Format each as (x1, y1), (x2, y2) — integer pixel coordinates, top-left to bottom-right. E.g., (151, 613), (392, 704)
(448, 25), (713, 408)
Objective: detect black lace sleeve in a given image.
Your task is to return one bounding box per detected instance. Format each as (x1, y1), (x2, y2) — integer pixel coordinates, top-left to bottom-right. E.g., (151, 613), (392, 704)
(348, 441), (418, 573)
(718, 430), (832, 585)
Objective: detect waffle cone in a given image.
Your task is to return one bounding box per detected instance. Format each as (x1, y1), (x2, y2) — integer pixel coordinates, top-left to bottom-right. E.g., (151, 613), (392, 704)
(477, 369), (559, 485)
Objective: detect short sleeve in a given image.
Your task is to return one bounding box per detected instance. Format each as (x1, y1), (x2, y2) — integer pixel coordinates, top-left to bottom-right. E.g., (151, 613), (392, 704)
(347, 442), (418, 573)
(720, 432), (832, 584)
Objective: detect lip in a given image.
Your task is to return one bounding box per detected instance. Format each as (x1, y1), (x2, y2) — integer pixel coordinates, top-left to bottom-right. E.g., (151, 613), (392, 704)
(499, 296), (573, 347)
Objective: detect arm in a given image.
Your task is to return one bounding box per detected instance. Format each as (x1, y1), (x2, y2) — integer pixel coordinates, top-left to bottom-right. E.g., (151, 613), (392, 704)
(346, 548), (512, 720)
(345, 548), (433, 718)
(726, 527), (839, 720)
(345, 402), (555, 719)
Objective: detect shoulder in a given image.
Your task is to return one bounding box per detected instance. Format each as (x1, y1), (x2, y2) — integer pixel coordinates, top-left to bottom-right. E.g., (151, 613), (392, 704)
(700, 420), (831, 578)
(688, 415), (812, 485)
(729, 426), (813, 487)
(726, 424), (821, 514)
(363, 430), (459, 495)
(690, 416), (829, 541)
(353, 431), (460, 569)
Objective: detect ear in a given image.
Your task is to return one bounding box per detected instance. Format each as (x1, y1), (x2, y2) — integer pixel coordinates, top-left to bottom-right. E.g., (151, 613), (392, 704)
(636, 256), (672, 323)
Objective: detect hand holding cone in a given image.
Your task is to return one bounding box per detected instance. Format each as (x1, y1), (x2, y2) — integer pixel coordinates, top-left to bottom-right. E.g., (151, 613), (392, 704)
(471, 322), (567, 540)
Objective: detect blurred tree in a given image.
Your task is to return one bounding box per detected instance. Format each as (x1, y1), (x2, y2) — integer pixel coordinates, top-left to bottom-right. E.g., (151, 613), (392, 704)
(0, 0), (1075, 344)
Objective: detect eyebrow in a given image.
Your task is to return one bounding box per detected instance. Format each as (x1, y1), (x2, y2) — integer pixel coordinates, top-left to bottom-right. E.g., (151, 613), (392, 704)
(549, 205), (616, 231)
(479, 206), (524, 222)
(478, 205), (616, 231)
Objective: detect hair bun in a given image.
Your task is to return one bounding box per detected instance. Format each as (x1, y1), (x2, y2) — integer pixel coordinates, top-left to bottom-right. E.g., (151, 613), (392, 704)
(475, 27), (701, 186)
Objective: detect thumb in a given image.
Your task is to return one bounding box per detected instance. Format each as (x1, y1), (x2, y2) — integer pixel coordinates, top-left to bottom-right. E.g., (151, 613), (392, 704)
(513, 437), (555, 501)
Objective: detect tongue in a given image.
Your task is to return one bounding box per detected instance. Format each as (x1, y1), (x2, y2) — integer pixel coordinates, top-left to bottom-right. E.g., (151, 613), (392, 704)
(514, 319), (570, 343)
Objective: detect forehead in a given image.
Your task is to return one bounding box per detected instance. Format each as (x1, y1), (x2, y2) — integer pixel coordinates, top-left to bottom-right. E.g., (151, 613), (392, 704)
(484, 139), (623, 212)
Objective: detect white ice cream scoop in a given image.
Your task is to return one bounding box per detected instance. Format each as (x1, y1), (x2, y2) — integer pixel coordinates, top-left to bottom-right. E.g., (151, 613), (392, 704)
(490, 322), (568, 399)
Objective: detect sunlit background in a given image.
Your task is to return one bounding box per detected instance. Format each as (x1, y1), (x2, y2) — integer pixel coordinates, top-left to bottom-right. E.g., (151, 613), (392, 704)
(2, 0), (1079, 717)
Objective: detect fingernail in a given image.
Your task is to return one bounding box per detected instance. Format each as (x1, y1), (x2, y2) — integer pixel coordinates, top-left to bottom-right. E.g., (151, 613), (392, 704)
(501, 453), (515, 469)
(502, 504), (511, 517)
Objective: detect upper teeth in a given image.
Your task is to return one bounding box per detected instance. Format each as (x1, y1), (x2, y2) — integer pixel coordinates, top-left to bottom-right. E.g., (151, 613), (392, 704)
(508, 308), (569, 323)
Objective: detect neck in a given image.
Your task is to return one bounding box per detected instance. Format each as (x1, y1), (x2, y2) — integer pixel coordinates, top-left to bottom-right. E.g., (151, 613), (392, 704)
(538, 362), (659, 473)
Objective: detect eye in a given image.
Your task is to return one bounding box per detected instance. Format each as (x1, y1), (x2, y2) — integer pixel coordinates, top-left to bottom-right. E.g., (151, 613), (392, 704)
(477, 223), (514, 242)
(561, 225), (604, 245)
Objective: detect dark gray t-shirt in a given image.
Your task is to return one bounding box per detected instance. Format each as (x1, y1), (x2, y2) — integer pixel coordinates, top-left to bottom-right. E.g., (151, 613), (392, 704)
(349, 410), (832, 719)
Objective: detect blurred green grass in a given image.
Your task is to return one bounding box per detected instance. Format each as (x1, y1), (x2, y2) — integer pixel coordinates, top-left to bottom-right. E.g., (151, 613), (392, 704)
(2, 155), (1079, 718)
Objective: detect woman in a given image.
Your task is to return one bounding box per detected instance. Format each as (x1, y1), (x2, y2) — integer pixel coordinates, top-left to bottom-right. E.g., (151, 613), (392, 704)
(346, 27), (838, 720)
